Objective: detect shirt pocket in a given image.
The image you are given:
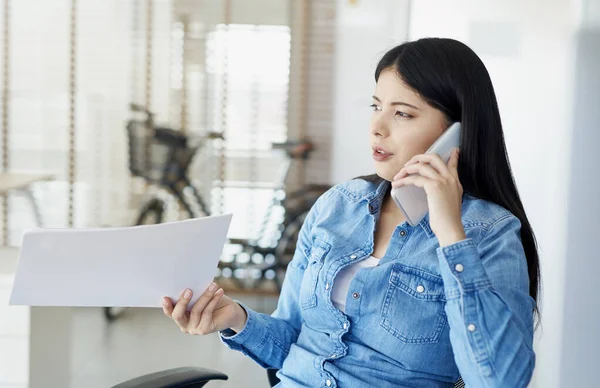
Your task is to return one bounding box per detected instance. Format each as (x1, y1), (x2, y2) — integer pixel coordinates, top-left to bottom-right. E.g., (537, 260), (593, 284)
(299, 238), (331, 309)
(380, 263), (447, 344)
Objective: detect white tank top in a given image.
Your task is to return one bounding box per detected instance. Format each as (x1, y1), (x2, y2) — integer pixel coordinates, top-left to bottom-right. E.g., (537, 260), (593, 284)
(331, 255), (380, 313)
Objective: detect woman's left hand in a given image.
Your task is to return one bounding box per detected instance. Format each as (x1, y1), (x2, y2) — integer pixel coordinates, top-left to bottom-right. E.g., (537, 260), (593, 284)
(392, 148), (466, 247)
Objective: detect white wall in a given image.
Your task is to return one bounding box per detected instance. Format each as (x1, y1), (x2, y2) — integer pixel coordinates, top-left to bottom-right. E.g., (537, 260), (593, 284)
(330, 0), (598, 386)
(560, 22), (600, 388)
(561, 2), (600, 386)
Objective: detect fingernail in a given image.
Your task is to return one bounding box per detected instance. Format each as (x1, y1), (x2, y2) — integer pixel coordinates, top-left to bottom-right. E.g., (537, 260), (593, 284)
(184, 289), (192, 298)
(208, 283), (217, 292)
(162, 298), (168, 306)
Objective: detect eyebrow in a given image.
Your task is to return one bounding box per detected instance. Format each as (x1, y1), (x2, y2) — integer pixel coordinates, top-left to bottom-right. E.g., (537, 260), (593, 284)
(372, 95), (420, 110)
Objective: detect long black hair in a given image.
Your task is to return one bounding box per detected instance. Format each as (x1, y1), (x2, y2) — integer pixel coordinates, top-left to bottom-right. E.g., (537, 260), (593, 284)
(375, 38), (540, 313)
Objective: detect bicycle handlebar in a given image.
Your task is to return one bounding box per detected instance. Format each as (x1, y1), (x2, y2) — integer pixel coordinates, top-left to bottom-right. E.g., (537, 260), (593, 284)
(129, 103), (154, 117)
(271, 140), (314, 159)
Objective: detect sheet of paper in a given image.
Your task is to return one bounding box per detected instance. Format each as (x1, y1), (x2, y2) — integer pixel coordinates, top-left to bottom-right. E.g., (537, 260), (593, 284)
(9, 214), (232, 308)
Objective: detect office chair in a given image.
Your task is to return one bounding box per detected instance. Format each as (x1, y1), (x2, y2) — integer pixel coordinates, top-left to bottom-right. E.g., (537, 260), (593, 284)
(111, 367), (465, 387)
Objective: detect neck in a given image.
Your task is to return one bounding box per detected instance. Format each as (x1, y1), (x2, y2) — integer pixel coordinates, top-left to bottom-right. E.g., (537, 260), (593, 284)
(380, 189), (406, 225)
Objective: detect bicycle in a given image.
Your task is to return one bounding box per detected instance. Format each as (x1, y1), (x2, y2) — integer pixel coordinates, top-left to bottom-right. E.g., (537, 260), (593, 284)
(106, 106), (329, 318)
(126, 103), (221, 225)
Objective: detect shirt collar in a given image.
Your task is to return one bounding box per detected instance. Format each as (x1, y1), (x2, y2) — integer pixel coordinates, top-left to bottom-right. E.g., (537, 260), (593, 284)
(358, 175), (435, 238)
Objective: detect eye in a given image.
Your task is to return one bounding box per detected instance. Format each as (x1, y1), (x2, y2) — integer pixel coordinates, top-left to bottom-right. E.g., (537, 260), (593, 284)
(369, 104), (382, 112)
(395, 111), (412, 118)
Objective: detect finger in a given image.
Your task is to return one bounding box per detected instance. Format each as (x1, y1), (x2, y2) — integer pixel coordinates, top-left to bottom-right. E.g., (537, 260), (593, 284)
(406, 154), (449, 176)
(196, 288), (225, 334)
(394, 166), (408, 180)
(162, 297), (174, 318)
(447, 148), (460, 178)
(391, 174), (429, 189)
(188, 282), (219, 329)
(171, 288), (192, 327)
(396, 162), (440, 181)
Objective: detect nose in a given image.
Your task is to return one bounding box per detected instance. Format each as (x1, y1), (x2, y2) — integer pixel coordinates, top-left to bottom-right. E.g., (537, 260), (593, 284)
(370, 114), (389, 138)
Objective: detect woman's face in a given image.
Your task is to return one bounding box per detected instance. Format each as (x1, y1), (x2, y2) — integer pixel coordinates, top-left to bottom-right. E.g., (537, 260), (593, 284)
(370, 68), (448, 182)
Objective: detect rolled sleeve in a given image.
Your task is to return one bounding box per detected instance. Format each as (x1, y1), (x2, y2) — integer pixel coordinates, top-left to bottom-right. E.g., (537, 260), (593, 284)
(219, 301), (288, 368)
(220, 301), (264, 347)
(436, 238), (492, 299)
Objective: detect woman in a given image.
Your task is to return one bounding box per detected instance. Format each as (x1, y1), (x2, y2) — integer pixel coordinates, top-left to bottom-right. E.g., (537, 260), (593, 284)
(162, 38), (540, 387)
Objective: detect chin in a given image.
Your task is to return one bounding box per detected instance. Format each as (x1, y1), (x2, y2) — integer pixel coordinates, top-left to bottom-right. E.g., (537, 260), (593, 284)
(373, 165), (396, 182)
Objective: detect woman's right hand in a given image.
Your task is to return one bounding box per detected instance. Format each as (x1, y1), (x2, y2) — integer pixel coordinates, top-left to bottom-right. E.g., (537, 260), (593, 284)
(162, 282), (248, 335)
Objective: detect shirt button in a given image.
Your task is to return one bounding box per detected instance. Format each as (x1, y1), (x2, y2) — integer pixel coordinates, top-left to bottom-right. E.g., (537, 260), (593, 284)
(416, 285), (425, 293)
(325, 283), (330, 290)
(399, 230), (407, 237)
(352, 292), (360, 299)
(331, 353), (336, 358)
(326, 379), (332, 386)
(350, 254), (357, 260)
(468, 324), (476, 332)
(455, 263), (464, 273)
(343, 322), (348, 329)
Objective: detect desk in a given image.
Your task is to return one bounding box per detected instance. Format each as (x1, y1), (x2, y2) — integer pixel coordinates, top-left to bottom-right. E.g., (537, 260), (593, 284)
(1, 246), (73, 388)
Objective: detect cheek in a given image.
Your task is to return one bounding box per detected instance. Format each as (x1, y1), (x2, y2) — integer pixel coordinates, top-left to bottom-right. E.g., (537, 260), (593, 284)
(414, 137), (436, 154)
(396, 129), (438, 157)
(390, 132), (426, 162)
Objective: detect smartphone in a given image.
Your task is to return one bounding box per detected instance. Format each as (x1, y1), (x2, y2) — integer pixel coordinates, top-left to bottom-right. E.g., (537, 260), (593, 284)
(391, 122), (462, 226)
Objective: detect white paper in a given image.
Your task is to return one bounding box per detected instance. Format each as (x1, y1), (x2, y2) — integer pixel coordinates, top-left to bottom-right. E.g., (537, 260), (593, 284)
(9, 214), (232, 308)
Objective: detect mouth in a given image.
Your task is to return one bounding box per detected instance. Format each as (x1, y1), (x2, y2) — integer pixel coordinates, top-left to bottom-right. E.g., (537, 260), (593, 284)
(372, 146), (393, 162)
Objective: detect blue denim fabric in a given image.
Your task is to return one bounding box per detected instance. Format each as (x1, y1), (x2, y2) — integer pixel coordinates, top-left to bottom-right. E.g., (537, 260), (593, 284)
(220, 177), (535, 388)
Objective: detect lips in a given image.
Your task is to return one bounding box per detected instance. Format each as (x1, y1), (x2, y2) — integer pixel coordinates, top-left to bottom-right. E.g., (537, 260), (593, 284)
(372, 145), (393, 162)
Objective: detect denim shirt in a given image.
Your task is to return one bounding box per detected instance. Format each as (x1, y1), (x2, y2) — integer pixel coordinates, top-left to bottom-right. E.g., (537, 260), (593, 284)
(221, 177), (536, 388)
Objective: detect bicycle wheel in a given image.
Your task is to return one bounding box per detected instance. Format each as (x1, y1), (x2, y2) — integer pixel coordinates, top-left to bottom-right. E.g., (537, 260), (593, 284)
(280, 188), (326, 227)
(136, 198), (165, 225)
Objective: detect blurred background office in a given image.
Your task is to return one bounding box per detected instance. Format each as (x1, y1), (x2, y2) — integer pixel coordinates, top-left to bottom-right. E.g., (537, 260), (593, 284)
(0, 0), (599, 387)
